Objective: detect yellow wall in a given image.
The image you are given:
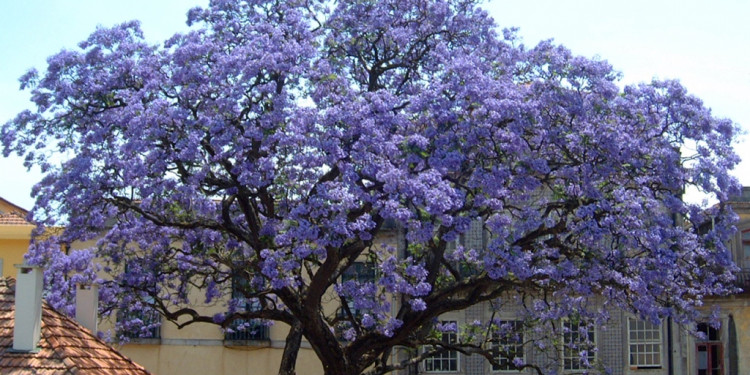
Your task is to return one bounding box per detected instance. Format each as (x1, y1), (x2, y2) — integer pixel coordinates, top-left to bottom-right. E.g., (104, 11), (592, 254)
(8, 198), (748, 375)
(733, 202), (750, 375)
(714, 196), (750, 375)
(119, 340), (323, 375)
(732, 306), (750, 375)
(107, 230), (403, 375)
(0, 235), (32, 278)
(0, 197), (35, 276)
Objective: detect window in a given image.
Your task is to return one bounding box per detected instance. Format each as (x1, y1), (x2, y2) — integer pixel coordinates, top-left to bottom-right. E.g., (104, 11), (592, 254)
(118, 305), (161, 339)
(736, 230), (750, 290)
(339, 262), (376, 318)
(225, 276), (269, 341)
(117, 265), (161, 340)
(444, 221), (485, 278)
(696, 322), (722, 375)
(696, 322), (720, 342)
(424, 321), (459, 372)
(628, 318), (662, 368)
(225, 319), (269, 341)
(342, 262), (377, 283)
(562, 320), (595, 371)
(491, 320), (524, 372)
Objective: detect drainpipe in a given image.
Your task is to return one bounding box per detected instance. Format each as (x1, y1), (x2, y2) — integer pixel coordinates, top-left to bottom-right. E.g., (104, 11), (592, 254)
(667, 316), (674, 375)
(668, 206), (681, 375)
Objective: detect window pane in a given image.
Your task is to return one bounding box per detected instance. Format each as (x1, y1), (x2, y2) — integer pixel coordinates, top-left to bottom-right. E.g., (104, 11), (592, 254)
(342, 262), (376, 283)
(697, 322), (720, 341)
(424, 321), (459, 373)
(226, 277), (268, 341)
(627, 318), (661, 367)
(118, 307), (161, 339)
(562, 321), (595, 370)
(492, 320), (524, 371)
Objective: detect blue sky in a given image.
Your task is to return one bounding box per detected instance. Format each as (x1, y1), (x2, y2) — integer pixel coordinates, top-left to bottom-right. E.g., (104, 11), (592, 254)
(2, 0), (748, 210)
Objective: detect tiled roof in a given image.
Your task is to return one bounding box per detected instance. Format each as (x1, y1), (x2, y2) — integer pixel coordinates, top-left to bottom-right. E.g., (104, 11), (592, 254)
(0, 278), (151, 375)
(0, 211), (31, 226)
(0, 197), (31, 226)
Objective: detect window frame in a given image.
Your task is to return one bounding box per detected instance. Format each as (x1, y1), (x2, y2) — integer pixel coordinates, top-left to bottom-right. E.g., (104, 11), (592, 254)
(561, 319), (596, 372)
(491, 320), (525, 372)
(423, 321), (460, 373)
(224, 276), (269, 342)
(695, 321), (723, 375)
(627, 317), (663, 369)
(117, 303), (162, 340)
(696, 322), (720, 342)
(117, 264), (161, 341)
(338, 261), (377, 319)
(444, 222), (485, 278)
(341, 261), (377, 283)
(335, 261), (378, 342)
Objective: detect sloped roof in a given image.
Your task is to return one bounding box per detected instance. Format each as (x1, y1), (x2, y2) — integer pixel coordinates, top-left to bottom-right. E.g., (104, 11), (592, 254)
(0, 197), (28, 215)
(0, 197), (31, 226)
(0, 278), (151, 375)
(0, 211), (31, 226)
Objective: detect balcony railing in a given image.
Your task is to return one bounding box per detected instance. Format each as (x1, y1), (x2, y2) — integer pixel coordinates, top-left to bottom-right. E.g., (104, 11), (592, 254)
(119, 309), (161, 339)
(224, 321), (269, 341)
(736, 268), (750, 293)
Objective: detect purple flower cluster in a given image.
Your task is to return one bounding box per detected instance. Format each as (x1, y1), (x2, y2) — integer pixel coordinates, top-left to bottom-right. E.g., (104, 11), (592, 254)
(2, 0), (742, 373)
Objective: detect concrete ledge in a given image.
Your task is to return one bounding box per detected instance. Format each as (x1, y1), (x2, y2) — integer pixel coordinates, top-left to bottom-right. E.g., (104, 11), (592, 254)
(124, 338), (314, 349)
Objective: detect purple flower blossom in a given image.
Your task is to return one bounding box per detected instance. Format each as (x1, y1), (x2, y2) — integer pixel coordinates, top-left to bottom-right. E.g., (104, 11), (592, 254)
(3, 0), (741, 372)
(381, 318), (403, 338)
(408, 298), (426, 311)
(361, 314), (376, 328)
(436, 321), (457, 333)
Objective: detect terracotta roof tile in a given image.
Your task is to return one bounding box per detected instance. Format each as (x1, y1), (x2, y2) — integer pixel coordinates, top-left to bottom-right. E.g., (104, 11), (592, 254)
(0, 278), (151, 375)
(0, 211), (31, 226)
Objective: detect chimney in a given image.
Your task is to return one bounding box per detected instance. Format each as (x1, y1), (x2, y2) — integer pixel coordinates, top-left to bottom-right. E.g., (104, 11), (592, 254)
(75, 283), (98, 332)
(13, 265), (43, 352)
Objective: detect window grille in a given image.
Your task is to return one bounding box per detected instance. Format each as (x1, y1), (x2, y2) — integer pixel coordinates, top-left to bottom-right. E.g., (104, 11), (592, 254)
(424, 321), (459, 372)
(627, 318), (662, 368)
(491, 320), (525, 371)
(562, 320), (595, 371)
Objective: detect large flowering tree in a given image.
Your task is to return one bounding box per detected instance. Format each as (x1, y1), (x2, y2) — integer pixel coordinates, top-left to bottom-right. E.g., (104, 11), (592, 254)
(1, 0), (741, 374)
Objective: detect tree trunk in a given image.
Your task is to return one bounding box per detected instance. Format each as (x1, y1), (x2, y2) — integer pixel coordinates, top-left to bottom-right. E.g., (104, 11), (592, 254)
(278, 321), (303, 375)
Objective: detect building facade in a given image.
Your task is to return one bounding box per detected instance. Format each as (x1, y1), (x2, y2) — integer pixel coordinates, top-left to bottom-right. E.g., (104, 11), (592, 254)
(400, 188), (750, 375)
(0, 197), (34, 278)
(2, 191), (749, 375)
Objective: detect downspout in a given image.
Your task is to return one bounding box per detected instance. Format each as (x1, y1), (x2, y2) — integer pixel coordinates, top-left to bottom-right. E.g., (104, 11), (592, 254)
(667, 316), (674, 375)
(667, 206), (682, 375)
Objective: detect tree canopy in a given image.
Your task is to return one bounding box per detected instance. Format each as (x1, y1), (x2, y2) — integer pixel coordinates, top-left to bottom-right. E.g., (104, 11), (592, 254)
(1, 0), (741, 374)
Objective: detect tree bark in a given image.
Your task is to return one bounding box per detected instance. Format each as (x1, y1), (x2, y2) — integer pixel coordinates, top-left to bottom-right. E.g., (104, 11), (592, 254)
(278, 321), (303, 375)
